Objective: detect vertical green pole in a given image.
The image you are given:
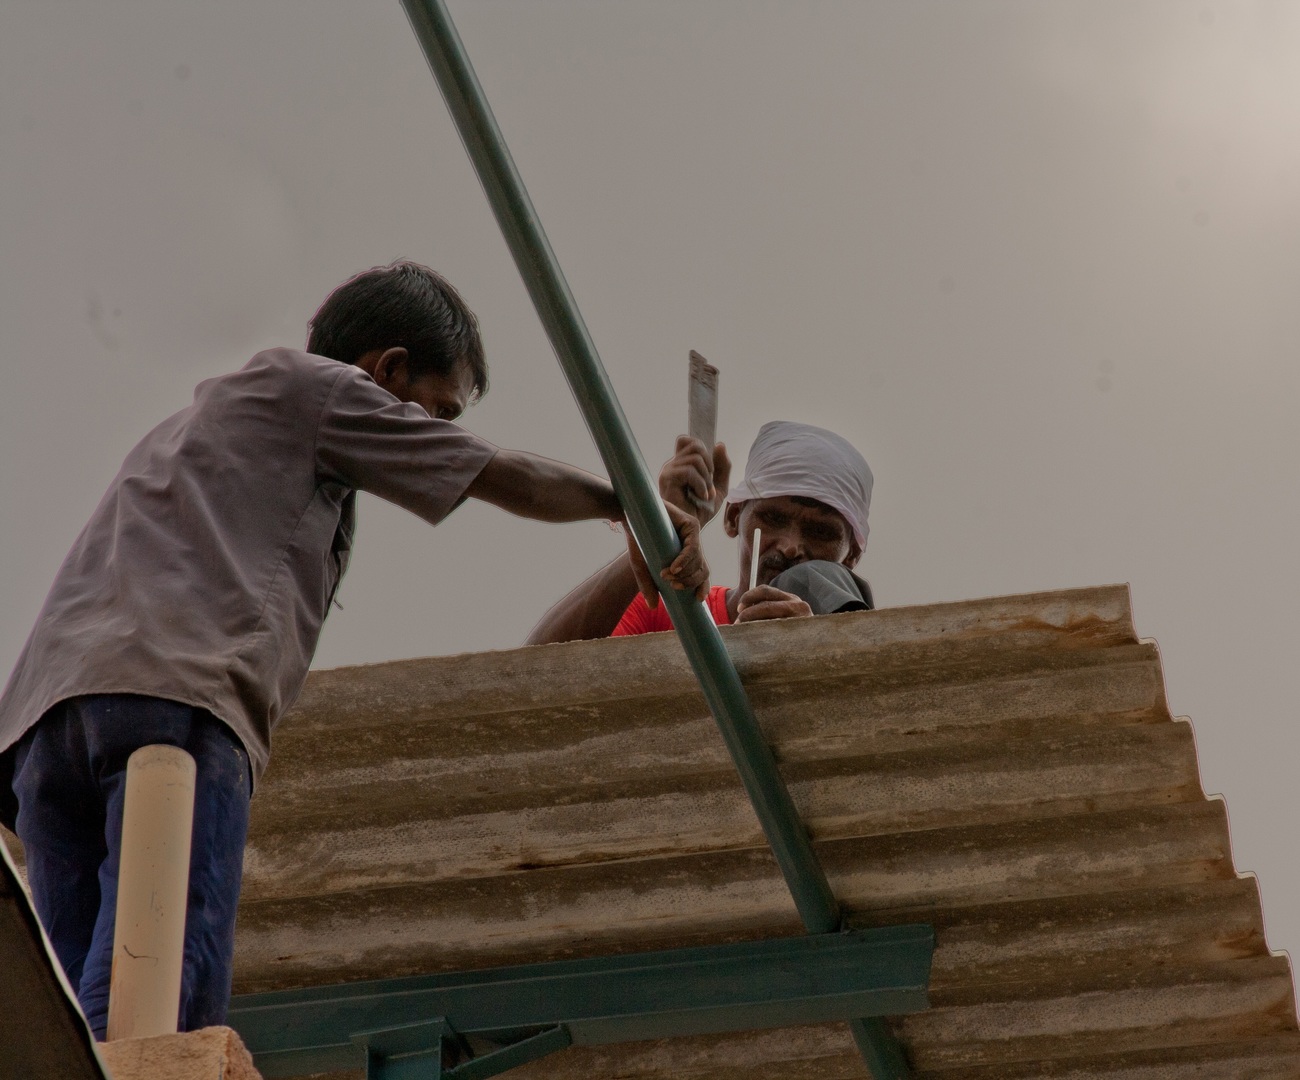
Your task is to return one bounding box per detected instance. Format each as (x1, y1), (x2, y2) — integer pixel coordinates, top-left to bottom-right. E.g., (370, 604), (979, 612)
(398, 2), (912, 1075)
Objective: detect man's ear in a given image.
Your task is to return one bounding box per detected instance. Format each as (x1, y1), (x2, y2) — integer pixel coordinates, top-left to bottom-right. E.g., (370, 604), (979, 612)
(372, 347), (410, 389)
(723, 502), (743, 538)
(842, 542), (863, 570)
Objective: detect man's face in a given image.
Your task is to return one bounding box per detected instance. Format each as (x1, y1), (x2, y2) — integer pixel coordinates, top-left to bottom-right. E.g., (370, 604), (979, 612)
(389, 359), (475, 422)
(363, 348), (476, 423)
(725, 495), (858, 588)
(404, 361), (475, 422)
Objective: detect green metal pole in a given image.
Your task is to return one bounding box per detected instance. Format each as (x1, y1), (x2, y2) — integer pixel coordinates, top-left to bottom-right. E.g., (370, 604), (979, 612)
(398, 0), (839, 933)
(398, 2), (911, 1075)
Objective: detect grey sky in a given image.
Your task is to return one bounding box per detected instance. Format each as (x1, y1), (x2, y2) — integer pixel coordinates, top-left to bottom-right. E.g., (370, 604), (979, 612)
(3, 1), (1298, 962)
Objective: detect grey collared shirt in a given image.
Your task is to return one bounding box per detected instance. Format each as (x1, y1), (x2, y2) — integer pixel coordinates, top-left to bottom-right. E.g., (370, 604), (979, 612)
(0, 348), (497, 785)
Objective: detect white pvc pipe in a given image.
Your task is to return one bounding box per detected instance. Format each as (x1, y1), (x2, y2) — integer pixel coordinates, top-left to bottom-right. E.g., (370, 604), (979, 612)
(105, 744), (196, 1041)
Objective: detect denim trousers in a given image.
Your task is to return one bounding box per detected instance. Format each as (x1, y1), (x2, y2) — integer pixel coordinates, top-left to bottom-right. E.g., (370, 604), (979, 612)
(11, 694), (251, 1038)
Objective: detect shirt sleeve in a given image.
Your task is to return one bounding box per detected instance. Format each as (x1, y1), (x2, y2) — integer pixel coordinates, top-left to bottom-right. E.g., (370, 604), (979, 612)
(315, 365), (499, 526)
(708, 586), (733, 626)
(612, 587), (732, 635)
(611, 594), (663, 636)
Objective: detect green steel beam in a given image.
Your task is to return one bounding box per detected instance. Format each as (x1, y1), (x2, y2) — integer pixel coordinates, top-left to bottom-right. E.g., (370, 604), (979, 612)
(352, 1017), (449, 1080)
(452, 1026), (572, 1080)
(229, 927), (933, 1078)
(397, 2), (915, 1074)
(345, 1018), (571, 1080)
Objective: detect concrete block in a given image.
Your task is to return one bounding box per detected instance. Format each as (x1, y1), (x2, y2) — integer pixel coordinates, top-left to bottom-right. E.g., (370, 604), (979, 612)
(99, 1026), (261, 1080)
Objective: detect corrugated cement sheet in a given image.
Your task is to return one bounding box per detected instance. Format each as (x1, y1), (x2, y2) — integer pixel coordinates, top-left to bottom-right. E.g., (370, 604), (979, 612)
(236, 584), (1299, 1077)
(8, 584), (1295, 1076)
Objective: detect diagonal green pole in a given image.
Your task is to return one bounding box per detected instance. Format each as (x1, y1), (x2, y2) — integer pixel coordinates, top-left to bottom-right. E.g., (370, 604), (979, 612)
(398, 2), (912, 1075)
(399, 0), (837, 932)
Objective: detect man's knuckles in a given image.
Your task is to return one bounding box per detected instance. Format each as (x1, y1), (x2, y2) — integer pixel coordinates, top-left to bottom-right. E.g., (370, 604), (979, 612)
(736, 603), (799, 623)
(734, 591), (813, 622)
(739, 585), (799, 603)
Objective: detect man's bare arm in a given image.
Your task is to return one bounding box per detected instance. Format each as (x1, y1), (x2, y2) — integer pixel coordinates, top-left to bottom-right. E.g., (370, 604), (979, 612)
(524, 552), (640, 645)
(467, 449), (623, 522)
(523, 439), (730, 645)
(469, 449), (707, 631)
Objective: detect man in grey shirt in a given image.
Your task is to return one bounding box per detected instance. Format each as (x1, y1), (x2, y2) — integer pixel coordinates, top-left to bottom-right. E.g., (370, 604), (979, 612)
(0, 261), (706, 1038)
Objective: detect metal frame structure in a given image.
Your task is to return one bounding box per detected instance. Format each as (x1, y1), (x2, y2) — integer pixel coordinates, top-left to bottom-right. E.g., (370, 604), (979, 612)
(231, 928), (933, 1080)
(227, 3), (928, 1077)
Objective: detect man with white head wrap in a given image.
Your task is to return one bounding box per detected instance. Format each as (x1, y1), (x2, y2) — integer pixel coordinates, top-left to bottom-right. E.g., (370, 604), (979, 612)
(526, 420), (874, 643)
(719, 420), (874, 619)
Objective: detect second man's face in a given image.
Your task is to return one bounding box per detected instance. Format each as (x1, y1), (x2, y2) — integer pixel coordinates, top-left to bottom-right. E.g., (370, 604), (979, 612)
(730, 495), (857, 587)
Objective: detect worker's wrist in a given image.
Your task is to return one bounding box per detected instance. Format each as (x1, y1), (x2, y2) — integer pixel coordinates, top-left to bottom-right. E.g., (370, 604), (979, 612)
(605, 489), (626, 524)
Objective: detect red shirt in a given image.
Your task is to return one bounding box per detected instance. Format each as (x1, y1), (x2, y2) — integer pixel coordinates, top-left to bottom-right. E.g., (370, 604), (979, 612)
(612, 586), (733, 636)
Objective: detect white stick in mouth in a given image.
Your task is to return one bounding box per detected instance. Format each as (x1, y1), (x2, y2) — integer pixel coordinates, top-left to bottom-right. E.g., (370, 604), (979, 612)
(748, 527), (762, 593)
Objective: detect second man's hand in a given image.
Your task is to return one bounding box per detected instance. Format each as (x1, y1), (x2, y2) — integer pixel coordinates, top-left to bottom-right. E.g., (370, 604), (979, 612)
(625, 501), (710, 609)
(660, 436), (732, 526)
(734, 584), (813, 624)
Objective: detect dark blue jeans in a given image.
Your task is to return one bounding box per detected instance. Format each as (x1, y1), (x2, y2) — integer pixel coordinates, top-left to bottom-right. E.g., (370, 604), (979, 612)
(11, 695), (251, 1038)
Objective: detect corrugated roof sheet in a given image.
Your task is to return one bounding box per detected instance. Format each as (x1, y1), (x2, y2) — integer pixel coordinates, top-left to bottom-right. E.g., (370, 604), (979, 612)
(8, 584), (1297, 1075)
(235, 584), (1298, 1076)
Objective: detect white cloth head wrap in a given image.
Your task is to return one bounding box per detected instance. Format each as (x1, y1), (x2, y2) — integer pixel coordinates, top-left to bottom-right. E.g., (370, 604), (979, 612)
(725, 421), (873, 551)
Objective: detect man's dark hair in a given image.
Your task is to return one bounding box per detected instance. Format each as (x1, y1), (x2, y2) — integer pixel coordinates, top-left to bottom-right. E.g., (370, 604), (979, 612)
(307, 260), (488, 400)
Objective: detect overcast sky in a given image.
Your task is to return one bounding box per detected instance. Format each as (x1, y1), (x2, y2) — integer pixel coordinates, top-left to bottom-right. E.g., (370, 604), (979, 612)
(3, 1), (1299, 959)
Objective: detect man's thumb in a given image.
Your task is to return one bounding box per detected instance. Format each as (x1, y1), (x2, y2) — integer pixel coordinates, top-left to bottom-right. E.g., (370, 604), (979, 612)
(713, 442), (732, 494)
